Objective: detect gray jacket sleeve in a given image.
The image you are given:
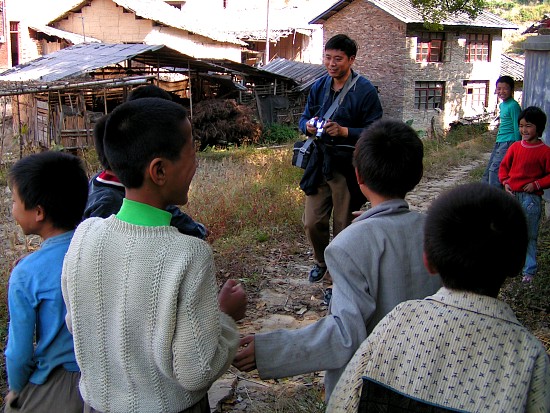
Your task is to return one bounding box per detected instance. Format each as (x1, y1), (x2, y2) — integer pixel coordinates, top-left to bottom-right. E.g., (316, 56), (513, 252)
(255, 243), (376, 381)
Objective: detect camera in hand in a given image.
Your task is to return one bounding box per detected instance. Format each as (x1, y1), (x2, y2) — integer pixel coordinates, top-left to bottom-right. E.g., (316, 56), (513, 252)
(308, 118), (327, 138)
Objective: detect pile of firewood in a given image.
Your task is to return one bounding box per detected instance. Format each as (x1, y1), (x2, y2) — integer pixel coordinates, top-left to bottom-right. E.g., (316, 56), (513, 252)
(192, 99), (261, 150)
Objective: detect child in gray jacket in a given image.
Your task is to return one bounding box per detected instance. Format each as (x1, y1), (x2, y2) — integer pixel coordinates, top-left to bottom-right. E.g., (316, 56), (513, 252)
(233, 119), (441, 401)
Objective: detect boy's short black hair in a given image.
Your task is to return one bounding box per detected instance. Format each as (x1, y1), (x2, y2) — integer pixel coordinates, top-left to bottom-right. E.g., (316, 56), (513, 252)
(325, 34), (357, 58)
(424, 183), (528, 296)
(94, 85), (174, 171)
(104, 97), (189, 188)
(9, 151), (88, 230)
(496, 75), (515, 91)
(93, 115), (110, 170)
(127, 84), (172, 102)
(519, 106), (547, 137)
(353, 119), (423, 198)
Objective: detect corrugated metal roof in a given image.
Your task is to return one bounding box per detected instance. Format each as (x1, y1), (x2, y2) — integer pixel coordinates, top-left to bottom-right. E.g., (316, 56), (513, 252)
(0, 43), (164, 82)
(48, 0), (246, 46)
(29, 24), (101, 44)
(310, 0), (518, 29)
(501, 54), (524, 81)
(0, 42), (293, 86)
(262, 57), (326, 91)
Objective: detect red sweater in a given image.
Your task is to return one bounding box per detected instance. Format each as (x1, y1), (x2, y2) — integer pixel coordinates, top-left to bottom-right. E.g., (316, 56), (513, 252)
(499, 139), (550, 195)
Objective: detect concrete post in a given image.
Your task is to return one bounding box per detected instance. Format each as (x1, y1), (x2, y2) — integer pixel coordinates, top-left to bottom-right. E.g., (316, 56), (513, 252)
(522, 35), (550, 216)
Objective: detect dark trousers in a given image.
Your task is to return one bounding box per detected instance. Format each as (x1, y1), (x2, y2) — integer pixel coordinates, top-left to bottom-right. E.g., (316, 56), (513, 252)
(4, 368), (83, 413)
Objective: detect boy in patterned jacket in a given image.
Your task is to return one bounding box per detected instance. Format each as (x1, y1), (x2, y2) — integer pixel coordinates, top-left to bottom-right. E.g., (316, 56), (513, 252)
(328, 183), (550, 412)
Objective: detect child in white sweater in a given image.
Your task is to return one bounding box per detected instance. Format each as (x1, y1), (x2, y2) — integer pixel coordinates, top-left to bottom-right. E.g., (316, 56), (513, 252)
(62, 98), (246, 413)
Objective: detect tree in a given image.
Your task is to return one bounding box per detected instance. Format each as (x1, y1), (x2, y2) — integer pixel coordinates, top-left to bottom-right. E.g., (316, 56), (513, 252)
(410, 0), (486, 29)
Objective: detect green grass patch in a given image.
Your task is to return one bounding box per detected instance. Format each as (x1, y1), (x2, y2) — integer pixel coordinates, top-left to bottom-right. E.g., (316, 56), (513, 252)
(486, 1), (550, 23)
(260, 123), (300, 145)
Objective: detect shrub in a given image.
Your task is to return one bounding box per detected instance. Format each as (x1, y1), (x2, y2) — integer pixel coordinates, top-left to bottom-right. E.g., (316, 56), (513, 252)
(260, 123), (300, 145)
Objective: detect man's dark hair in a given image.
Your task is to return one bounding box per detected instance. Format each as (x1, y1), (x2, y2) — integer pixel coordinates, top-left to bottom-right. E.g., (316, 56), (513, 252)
(353, 119), (423, 198)
(325, 34), (357, 58)
(104, 97), (189, 188)
(127, 84), (172, 102)
(496, 75), (515, 91)
(424, 183), (528, 297)
(519, 106), (547, 137)
(93, 115), (110, 170)
(9, 151), (88, 230)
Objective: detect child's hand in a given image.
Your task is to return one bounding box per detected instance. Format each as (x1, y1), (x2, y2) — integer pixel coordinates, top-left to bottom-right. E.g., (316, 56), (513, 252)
(523, 182), (535, 193)
(232, 335), (256, 371)
(504, 184), (514, 194)
(352, 210), (363, 218)
(218, 279), (247, 322)
(5, 390), (18, 407)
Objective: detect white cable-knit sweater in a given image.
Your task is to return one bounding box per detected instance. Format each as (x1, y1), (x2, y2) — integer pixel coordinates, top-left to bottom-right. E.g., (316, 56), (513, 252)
(61, 216), (239, 413)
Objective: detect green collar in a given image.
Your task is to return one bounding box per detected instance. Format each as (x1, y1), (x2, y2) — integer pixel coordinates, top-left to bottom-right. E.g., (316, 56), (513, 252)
(116, 198), (171, 226)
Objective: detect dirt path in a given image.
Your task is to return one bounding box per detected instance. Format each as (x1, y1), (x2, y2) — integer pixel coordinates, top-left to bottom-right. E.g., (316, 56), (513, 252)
(211, 156), (489, 412)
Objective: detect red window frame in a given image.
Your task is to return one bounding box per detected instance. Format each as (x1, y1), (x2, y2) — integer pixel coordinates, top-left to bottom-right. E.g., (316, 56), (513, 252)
(465, 34), (490, 62)
(416, 32), (445, 62)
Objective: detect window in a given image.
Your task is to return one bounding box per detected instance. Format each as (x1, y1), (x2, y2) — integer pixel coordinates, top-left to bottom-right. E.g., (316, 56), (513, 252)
(10, 21), (19, 66)
(415, 81), (445, 110)
(416, 32), (449, 62)
(465, 34), (490, 62)
(464, 80), (489, 108)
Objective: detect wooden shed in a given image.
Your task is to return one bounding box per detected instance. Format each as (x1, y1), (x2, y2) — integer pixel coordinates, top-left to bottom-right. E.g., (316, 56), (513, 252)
(0, 42), (301, 153)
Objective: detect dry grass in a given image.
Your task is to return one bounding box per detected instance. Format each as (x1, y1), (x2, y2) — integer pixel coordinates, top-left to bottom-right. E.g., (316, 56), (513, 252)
(187, 146), (305, 245)
(2, 125), (547, 411)
(422, 127), (495, 178)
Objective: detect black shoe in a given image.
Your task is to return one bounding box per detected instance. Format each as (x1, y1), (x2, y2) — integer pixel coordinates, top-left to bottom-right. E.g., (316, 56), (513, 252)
(323, 288), (332, 306)
(309, 264), (327, 283)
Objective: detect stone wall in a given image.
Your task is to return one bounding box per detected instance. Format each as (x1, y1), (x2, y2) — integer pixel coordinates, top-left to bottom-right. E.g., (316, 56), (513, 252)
(322, 1), (503, 132)
(323, 0), (408, 122)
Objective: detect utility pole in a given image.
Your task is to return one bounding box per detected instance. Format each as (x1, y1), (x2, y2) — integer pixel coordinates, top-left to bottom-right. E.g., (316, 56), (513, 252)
(80, 16), (86, 43)
(264, 0), (270, 65)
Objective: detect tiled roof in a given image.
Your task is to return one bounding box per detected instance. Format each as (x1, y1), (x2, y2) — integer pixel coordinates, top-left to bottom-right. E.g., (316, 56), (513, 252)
(29, 24), (101, 44)
(310, 0), (518, 29)
(48, 0), (246, 45)
(501, 54), (524, 81)
(523, 15), (550, 34)
(223, 6), (317, 41)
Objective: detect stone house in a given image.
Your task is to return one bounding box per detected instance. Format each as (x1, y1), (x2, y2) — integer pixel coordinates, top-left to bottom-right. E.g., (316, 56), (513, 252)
(310, 0), (518, 132)
(47, 0), (246, 61)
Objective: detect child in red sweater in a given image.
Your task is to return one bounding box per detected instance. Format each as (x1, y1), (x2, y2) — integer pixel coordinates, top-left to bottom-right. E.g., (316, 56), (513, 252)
(499, 106), (550, 283)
